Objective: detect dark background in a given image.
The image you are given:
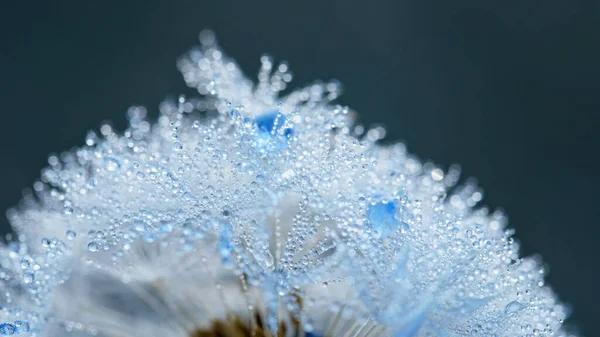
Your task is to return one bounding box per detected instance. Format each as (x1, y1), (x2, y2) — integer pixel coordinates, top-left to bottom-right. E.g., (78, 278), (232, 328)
(0, 1), (598, 335)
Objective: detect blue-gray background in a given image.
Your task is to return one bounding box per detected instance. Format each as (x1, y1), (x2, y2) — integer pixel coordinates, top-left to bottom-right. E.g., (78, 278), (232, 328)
(0, 1), (597, 335)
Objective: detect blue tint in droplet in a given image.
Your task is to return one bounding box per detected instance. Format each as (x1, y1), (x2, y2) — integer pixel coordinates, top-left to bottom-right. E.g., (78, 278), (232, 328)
(367, 200), (399, 237)
(0, 323), (15, 336)
(304, 332), (321, 337)
(13, 321), (29, 333)
(255, 111), (293, 137)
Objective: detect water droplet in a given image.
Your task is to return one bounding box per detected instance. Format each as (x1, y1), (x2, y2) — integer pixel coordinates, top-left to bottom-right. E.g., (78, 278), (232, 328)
(87, 242), (99, 252)
(0, 323), (15, 335)
(66, 230), (77, 240)
(431, 168), (444, 181)
(85, 131), (97, 146)
(23, 272), (34, 285)
(222, 206), (232, 217)
(20, 259), (30, 269)
(367, 200), (399, 237)
(229, 109), (241, 120)
(504, 300), (524, 314)
(13, 321), (28, 333)
(103, 157), (120, 171)
(255, 111), (293, 137)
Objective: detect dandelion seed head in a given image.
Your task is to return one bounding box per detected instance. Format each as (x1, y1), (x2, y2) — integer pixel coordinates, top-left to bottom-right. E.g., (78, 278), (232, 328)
(0, 30), (576, 337)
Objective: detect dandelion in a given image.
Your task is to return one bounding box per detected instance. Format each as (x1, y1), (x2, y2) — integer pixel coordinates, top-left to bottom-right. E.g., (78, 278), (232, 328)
(1, 30), (575, 337)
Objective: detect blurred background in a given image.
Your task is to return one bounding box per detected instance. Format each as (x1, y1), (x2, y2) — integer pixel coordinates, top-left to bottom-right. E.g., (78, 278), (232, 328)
(0, 1), (598, 335)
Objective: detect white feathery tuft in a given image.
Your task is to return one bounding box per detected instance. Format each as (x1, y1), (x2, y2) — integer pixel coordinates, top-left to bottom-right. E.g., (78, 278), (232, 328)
(0, 31), (576, 337)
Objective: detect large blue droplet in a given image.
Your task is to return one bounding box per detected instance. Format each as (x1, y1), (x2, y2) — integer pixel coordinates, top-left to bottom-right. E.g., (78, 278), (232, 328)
(304, 332), (321, 337)
(0, 323), (15, 336)
(367, 200), (398, 237)
(253, 111), (293, 155)
(255, 111), (293, 138)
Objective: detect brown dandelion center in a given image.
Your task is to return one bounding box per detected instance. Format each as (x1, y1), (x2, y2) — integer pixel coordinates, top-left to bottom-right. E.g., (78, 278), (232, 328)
(190, 314), (292, 337)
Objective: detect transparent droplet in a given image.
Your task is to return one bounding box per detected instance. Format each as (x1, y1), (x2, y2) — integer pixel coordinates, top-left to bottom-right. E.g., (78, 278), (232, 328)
(66, 230), (77, 240)
(431, 168), (444, 181)
(103, 157), (120, 171)
(85, 131), (97, 146)
(13, 321), (29, 333)
(87, 242), (99, 252)
(23, 272), (34, 284)
(504, 300), (524, 314)
(20, 259), (30, 269)
(173, 141), (183, 151)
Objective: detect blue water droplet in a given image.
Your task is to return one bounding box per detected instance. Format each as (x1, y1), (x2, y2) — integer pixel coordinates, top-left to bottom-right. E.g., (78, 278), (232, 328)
(0, 323), (15, 335)
(367, 200), (399, 237)
(255, 111), (293, 138)
(13, 321), (29, 333)
(256, 111), (280, 132)
(229, 109), (241, 119)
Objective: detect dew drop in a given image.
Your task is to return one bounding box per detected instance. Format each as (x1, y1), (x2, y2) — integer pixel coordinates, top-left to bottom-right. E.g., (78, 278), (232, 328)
(13, 321), (28, 333)
(87, 242), (99, 252)
(367, 200), (399, 237)
(85, 131), (97, 146)
(255, 111), (293, 137)
(222, 206), (232, 217)
(23, 272), (34, 284)
(504, 300), (524, 314)
(66, 230), (76, 240)
(103, 157), (121, 171)
(431, 168), (444, 181)
(173, 141), (184, 151)
(41, 238), (51, 247)
(0, 323), (15, 336)
(20, 259), (30, 269)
